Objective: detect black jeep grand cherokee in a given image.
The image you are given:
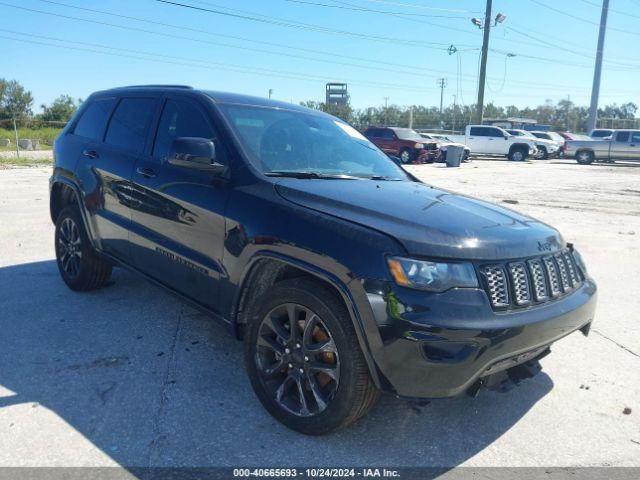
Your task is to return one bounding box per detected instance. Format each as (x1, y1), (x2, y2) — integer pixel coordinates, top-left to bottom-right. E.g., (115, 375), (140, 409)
(50, 85), (597, 435)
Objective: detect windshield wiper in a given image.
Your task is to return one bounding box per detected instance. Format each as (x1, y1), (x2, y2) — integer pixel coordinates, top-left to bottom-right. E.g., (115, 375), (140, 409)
(265, 171), (360, 180)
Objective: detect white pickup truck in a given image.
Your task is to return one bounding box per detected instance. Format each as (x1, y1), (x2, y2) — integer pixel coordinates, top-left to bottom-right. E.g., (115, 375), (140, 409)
(449, 125), (538, 161)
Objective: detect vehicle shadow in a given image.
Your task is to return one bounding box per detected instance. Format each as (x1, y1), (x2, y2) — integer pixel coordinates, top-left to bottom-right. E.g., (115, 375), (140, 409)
(0, 260), (553, 469)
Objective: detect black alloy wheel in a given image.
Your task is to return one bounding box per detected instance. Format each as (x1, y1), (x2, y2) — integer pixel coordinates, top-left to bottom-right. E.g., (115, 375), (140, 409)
(54, 206), (112, 291)
(255, 303), (340, 417)
(57, 216), (82, 279)
(244, 278), (379, 435)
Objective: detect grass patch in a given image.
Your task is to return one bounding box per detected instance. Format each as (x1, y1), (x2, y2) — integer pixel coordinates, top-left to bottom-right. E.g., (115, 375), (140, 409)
(0, 156), (53, 167)
(0, 144), (53, 152)
(0, 126), (63, 145)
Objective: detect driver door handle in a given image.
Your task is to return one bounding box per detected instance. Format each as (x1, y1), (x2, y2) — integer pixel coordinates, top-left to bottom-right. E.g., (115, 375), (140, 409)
(82, 150), (99, 159)
(136, 167), (157, 179)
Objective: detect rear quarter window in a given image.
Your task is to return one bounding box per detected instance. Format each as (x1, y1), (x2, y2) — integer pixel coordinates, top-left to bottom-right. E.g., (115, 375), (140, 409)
(72, 98), (116, 141)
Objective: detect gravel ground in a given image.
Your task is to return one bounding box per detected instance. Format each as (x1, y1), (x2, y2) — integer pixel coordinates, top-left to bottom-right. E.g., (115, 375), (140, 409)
(0, 150), (53, 160)
(0, 161), (638, 469)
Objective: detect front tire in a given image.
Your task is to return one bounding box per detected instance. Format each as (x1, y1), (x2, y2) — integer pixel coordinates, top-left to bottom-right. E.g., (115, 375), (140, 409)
(399, 148), (413, 164)
(244, 278), (379, 435)
(534, 147), (548, 160)
(576, 150), (594, 165)
(508, 147), (527, 162)
(55, 206), (112, 291)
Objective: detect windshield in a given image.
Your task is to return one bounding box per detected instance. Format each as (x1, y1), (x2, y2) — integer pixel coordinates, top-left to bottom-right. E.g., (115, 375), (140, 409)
(393, 128), (424, 141)
(219, 104), (409, 180)
(546, 132), (564, 142)
(592, 130), (613, 138)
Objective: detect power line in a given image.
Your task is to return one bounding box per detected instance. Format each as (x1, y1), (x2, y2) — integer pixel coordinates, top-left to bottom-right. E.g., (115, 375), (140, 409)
(3, 0), (636, 101)
(0, 30), (446, 92)
(152, 0), (469, 48)
(2, 1), (475, 81)
(503, 26), (640, 68)
(345, 0), (479, 14)
(283, 0), (467, 18)
(577, 0), (640, 21)
(529, 0), (640, 37)
(12, 0), (616, 92)
(326, 0), (482, 36)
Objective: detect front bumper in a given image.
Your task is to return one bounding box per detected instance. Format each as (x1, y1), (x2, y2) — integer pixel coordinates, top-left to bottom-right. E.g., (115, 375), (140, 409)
(364, 278), (597, 398)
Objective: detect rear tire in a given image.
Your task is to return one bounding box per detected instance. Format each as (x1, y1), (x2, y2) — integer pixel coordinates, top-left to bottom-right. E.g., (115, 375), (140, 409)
(55, 206), (112, 291)
(576, 150), (594, 165)
(244, 278), (379, 435)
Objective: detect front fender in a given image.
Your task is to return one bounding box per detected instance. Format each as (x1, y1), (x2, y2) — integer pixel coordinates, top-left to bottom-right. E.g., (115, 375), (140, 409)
(232, 249), (390, 391)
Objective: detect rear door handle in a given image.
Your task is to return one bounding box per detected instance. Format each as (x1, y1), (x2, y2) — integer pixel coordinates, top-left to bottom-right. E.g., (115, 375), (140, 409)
(82, 150), (99, 159)
(136, 167), (157, 179)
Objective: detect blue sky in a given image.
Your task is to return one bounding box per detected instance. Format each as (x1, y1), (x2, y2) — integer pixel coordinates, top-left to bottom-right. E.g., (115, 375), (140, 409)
(2, 0), (639, 112)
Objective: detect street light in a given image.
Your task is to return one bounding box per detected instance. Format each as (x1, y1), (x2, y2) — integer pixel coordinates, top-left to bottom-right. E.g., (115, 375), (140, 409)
(472, 1), (507, 124)
(472, 13), (506, 28)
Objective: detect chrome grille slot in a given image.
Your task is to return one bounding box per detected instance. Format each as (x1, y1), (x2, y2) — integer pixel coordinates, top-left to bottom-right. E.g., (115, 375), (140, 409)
(481, 265), (509, 308)
(554, 253), (572, 291)
(527, 258), (548, 301)
(543, 256), (562, 297)
(563, 251), (580, 286)
(508, 262), (531, 305)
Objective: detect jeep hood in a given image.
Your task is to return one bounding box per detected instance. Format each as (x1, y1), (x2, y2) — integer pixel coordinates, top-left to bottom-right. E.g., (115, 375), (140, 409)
(275, 179), (564, 260)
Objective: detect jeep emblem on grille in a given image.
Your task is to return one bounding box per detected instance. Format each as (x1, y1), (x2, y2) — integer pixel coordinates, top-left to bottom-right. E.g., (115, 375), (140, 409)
(537, 241), (553, 252)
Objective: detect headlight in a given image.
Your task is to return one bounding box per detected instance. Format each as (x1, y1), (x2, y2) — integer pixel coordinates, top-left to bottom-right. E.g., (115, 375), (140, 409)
(414, 143), (424, 149)
(387, 257), (479, 292)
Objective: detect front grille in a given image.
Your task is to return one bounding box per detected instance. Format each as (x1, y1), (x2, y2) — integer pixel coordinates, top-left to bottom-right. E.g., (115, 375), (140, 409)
(480, 249), (583, 310)
(481, 265), (509, 308)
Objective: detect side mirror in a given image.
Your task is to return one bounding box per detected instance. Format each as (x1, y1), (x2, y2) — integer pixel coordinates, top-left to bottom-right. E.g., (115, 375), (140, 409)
(168, 137), (226, 175)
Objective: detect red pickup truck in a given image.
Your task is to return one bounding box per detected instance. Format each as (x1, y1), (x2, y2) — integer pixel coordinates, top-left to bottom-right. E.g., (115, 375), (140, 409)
(364, 127), (438, 164)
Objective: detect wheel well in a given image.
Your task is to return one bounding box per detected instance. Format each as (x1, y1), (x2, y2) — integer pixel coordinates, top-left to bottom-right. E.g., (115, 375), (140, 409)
(575, 149), (593, 157)
(50, 183), (78, 223)
(234, 258), (346, 340)
(508, 143), (529, 154)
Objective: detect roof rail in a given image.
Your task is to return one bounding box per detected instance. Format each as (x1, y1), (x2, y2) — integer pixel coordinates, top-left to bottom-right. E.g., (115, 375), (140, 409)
(113, 84), (193, 89)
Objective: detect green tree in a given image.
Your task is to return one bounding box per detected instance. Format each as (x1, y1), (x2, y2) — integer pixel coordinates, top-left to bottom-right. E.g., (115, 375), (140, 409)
(0, 79), (34, 123)
(40, 95), (81, 122)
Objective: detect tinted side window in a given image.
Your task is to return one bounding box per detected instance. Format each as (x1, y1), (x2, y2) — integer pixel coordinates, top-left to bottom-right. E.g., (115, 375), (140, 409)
(73, 98), (115, 141)
(470, 127), (485, 136)
(631, 132), (640, 143)
(153, 99), (216, 160)
(616, 131), (630, 142)
(381, 129), (395, 139)
(486, 128), (503, 137)
(105, 98), (156, 154)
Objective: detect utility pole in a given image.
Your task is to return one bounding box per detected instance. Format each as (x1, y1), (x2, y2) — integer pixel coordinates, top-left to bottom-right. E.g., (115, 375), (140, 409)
(476, 0), (493, 125)
(268, 88), (273, 99)
(452, 94), (457, 132)
(383, 97), (389, 125)
(587, 0), (610, 133)
(437, 78), (447, 115)
(12, 118), (19, 159)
